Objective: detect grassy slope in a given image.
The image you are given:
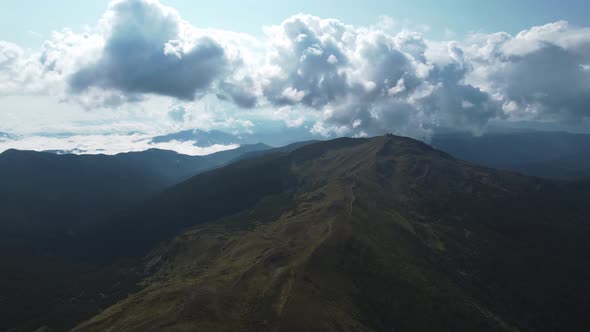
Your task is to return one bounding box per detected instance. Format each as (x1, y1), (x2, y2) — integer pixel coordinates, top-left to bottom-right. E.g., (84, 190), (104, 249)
(75, 136), (590, 331)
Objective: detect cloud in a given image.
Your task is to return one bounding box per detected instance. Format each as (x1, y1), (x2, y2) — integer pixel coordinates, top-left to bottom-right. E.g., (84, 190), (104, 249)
(0, 0), (259, 110)
(68, 0), (234, 105)
(258, 14), (503, 138)
(465, 21), (590, 123)
(0, 41), (47, 95)
(1, 2), (590, 140)
(258, 16), (590, 137)
(261, 15), (351, 109)
(0, 133), (238, 155)
(168, 104), (187, 123)
(217, 78), (258, 108)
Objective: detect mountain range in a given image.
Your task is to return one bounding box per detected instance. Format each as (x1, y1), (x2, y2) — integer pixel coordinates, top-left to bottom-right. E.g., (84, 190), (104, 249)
(149, 127), (321, 149)
(4, 128), (590, 181)
(150, 129), (246, 147)
(0, 142), (272, 238)
(2, 135), (589, 331)
(0, 143), (274, 331)
(432, 131), (590, 179)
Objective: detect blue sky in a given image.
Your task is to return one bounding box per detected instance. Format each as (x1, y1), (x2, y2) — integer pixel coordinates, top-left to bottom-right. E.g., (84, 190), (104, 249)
(1, 0), (590, 154)
(3, 0), (590, 47)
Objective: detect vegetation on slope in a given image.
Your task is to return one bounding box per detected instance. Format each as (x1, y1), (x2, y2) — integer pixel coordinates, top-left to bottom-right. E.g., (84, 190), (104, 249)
(74, 135), (590, 332)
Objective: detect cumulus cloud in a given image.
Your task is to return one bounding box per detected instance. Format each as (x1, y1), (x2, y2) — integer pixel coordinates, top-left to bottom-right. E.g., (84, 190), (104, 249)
(465, 21), (590, 124)
(258, 14), (503, 137)
(1, 1), (590, 140)
(257, 16), (590, 137)
(0, 41), (47, 95)
(0, 0), (261, 110)
(68, 0), (233, 104)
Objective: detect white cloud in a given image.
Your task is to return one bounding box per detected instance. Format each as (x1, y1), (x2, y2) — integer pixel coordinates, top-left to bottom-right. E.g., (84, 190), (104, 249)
(0, 0), (259, 110)
(0, 133), (238, 155)
(327, 54), (338, 64)
(257, 14), (502, 138)
(464, 21), (590, 123)
(281, 87), (305, 102)
(387, 78), (406, 95)
(0, 41), (46, 95)
(286, 117), (305, 128)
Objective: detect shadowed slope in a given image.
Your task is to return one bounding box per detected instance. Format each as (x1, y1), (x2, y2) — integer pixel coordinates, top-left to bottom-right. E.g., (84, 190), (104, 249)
(0, 144), (273, 332)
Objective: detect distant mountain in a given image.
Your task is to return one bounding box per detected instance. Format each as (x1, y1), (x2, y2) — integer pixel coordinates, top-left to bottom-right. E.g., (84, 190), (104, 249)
(512, 148), (590, 179)
(432, 131), (590, 179)
(230, 140), (321, 162)
(240, 124), (321, 147)
(57, 135), (589, 332)
(150, 127), (321, 148)
(150, 129), (245, 147)
(113, 143), (271, 184)
(0, 143), (271, 243)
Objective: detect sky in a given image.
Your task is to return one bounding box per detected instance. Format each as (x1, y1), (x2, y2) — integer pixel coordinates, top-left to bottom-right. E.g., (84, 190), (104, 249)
(1, 0), (590, 154)
(3, 0), (590, 46)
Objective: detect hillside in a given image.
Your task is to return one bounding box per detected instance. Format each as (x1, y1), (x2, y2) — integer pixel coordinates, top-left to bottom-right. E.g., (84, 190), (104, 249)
(71, 135), (590, 332)
(0, 143), (272, 331)
(0, 144), (271, 243)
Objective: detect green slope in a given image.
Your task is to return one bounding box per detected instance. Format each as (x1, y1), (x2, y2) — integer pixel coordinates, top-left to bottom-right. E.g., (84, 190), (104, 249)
(74, 135), (590, 332)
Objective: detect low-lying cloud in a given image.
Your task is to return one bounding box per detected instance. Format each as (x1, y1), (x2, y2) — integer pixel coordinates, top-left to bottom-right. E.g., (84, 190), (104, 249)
(0, 133), (238, 156)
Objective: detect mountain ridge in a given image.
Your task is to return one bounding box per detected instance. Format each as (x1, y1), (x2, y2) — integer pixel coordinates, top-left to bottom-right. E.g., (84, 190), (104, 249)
(71, 134), (590, 332)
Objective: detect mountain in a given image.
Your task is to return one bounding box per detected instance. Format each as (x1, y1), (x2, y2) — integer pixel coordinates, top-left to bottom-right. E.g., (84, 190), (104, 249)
(63, 135), (590, 332)
(0, 143), (272, 254)
(239, 124), (321, 147)
(149, 127), (321, 148)
(512, 148), (590, 179)
(150, 129), (245, 147)
(0, 144), (272, 332)
(113, 143), (271, 184)
(432, 131), (590, 179)
(197, 142), (272, 166)
(230, 140), (321, 162)
(0, 144), (271, 236)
